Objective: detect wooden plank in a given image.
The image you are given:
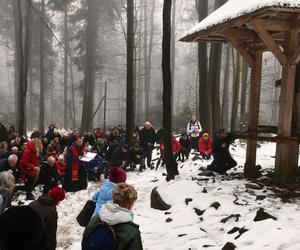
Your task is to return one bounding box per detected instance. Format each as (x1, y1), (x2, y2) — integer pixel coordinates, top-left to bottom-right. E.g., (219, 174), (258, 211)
(291, 45), (300, 64)
(223, 30), (254, 67)
(252, 19), (290, 31)
(245, 51), (262, 175)
(248, 19), (287, 65)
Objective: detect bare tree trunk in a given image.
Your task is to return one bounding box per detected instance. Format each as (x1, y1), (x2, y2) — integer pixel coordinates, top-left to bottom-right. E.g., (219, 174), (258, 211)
(162, 0), (178, 181)
(142, 0), (148, 122)
(240, 59), (249, 129)
(221, 45), (230, 128)
(63, 4), (68, 129)
(39, 0), (45, 134)
(171, 0), (176, 116)
(126, 0), (135, 141)
(230, 52), (242, 132)
(145, 0), (155, 121)
(13, 0), (31, 136)
(69, 55), (76, 129)
(81, 0), (99, 132)
(196, 0), (210, 133)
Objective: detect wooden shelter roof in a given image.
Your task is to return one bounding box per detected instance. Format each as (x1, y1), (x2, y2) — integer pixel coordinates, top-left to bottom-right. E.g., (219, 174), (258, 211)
(180, 0), (300, 53)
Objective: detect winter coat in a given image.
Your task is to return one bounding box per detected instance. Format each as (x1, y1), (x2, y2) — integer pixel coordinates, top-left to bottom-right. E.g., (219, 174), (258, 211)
(84, 134), (96, 147)
(129, 147), (145, 164)
(198, 137), (213, 155)
(93, 143), (107, 158)
(45, 128), (55, 143)
(179, 137), (191, 150)
(20, 140), (40, 178)
(212, 133), (235, 162)
(88, 157), (104, 173)
(186, 120), (202, 138)
(139, 127), (156, 149)
(110, 147), (129, 167)
(29, 196), (58, 250)
(160, 137), (182, 155)
(0, 158), (10, 172)
(91, 180), (116, 218)
(39, 162), (60, 186)
(86, 201), (143, 250)
(56, 161), (66, 177)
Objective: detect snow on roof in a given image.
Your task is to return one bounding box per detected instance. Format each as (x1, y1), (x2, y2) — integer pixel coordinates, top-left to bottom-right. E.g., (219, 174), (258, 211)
(180, 0), (300, 40)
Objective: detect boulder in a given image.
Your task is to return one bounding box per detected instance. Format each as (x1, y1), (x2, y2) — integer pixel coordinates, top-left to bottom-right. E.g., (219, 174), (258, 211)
(221, 242), (236, 250)
(150, 187), (171, 211)
(210, 202), (221, 210)
(254, 208), (277, 222)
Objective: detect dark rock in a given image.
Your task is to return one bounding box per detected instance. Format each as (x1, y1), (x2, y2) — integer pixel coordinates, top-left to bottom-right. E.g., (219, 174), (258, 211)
(150, 179), (159, 183)
(221, 242), (236, 250)
(162, 173), (167, 176)
(227, 227), (240, 234)
(202, 188), (208, 193)
(254, 208), (277, 222)
(256, 195), (267, 201)
(165, 218), (173, 223)
(197, 178), (210, 181)
(221, 214), (241, 223)
(210, 202), (221, 210)
(178, 234), (187, 237)
(212, 178), (216, 183)
(199, 170), (215, 177)
(245, 183), (262, 190)
(199, 166), (207, 171)
(203, 245), (214, 248)
(185, 198), (193, 205)
(235, 227), (249, 240)
(150, 187), (171, 211)
(200, 228), (207, 233)
(165, 211), (171, 215)
(194, 208), (205, 216)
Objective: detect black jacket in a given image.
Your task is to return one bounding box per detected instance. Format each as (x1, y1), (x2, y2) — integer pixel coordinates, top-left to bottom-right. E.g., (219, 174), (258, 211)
(111, 147), (129, 167)
(179, 137), (191, 150)
(129, 147), (145, 163)
(213, 133), (235, 160)
(139, 127), (156, 149)
(39, 162), (60, 186)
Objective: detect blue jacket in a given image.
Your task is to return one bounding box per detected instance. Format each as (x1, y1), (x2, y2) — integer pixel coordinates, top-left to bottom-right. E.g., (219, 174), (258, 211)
(87, 157), (104, 173)
(91, 180), (116, 218)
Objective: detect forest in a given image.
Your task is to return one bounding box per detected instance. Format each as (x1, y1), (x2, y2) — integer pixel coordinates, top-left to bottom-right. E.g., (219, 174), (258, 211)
(0, 0), (281, 135)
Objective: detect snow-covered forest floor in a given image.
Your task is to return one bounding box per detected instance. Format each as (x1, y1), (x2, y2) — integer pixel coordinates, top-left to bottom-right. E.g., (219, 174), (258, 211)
(14, 141), (300, 250)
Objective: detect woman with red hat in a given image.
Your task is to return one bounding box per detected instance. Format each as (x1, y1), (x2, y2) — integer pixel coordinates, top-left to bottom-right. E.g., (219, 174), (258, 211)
(29, 186), (65, 250)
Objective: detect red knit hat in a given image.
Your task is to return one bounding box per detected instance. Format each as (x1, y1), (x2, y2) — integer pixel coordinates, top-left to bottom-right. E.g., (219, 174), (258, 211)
(109, 167), (127, 184)
(48, 186), (65, 203)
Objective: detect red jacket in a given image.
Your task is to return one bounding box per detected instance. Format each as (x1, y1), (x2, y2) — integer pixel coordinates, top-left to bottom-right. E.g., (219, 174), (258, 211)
(160, 137), (182, 158)
(20, 140), (40, 177)
(198, 137), (213, 155)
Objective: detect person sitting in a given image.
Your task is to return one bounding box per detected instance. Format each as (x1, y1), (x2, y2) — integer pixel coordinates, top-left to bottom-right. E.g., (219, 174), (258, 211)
(129, 143), (145, 172)
(56, 154), (67, 179)
(198, 133), (213, 160)
(87, 155), (104, 181)
(0, 154), (19, 183)
(90, 167), (127, 219)
(110, 144), (129, 169)
(39, 156), (61, 194)
(29, 187), (65, 250)
(0, 206), (47, 250)
(0, 171), (15, 215)
(179, 132), (191, 162)
(82, 183), (143, 250)
(208, 129), (237, 174)
(93, 138), (107, 159)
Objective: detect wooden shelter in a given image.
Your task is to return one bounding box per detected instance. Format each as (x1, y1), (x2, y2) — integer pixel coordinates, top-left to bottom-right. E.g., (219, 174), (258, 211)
(180, 0), (300, 182)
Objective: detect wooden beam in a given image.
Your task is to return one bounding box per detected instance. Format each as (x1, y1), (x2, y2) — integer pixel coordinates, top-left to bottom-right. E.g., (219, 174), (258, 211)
(248, 19), (287, 65)
(245, 51), (262, 175)
(223, 30), (254, 67)
(252, 19), (290, 31)
(291, 45), (300, 65)
(236, 134), (300, 145)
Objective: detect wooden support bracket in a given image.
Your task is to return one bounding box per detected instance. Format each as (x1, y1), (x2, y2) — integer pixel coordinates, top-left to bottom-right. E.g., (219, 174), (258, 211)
(291, 45), (300, 65)
(248, 19), (287, 65)
(223, 30), (254, 68)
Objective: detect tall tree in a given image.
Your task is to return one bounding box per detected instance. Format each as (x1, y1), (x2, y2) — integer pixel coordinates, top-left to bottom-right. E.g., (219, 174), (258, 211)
(39, 0), (45, 134)
(81, 0), (99, 132)
(13, 0), (31, 135)
(143, 1), (148, 122)
(209, 0), (227, 133)
(162, 0), (178, 181)
(126, 0), (135, 141)
(240, 59), (249, 129)
(145, 0), (155, 121)
(171, 0), (176, 116)
(196, 0), (210, 132)
(221, 45), (230, 128)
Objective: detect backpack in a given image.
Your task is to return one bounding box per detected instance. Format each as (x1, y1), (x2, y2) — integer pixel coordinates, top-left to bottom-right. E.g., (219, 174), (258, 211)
(82, 222), (116, 250)
(189, 121), (200, 130)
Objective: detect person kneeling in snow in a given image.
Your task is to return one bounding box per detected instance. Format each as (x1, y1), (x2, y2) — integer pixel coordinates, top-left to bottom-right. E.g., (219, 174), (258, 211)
(129, 143), (145, 172)
(208, 128), (237, 174)
(198, 133), (213, 160)
(82, 183), (143, 250)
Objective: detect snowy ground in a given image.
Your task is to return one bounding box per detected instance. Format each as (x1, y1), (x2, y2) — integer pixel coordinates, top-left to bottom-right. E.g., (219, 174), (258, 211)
(14, 141), (300, 249)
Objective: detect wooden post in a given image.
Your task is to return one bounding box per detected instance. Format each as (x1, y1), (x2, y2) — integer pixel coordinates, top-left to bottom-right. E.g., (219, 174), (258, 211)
(244, 51), (262, 176)
(275, 30), (299, 182)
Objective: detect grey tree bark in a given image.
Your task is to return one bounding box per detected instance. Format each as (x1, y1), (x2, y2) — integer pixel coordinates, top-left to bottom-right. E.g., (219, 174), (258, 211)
(39, 0), (45, 134)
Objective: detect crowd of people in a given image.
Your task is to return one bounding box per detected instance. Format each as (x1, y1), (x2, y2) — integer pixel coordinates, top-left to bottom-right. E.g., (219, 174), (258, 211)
(0, 116), (237, 250)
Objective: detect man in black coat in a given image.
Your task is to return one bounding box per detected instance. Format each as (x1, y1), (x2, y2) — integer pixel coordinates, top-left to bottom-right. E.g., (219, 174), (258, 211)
(139, 122), (156, 169)
(208, 129), (237, 174)
(39, 156), (61, 194)
(179, 132), (191, 162)
(45, 125), (55, 143)
(129, 143), (145, 172)
(110, 144), (129, 168)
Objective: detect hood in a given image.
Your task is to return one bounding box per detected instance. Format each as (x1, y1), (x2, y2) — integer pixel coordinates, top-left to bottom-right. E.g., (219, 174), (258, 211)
(98, 180), (116, 200)
(99, 201), (132, 225)
(37, 195), (56, 206)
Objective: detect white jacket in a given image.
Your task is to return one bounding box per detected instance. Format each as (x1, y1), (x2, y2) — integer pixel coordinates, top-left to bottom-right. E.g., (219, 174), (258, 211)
(186, 121), (202, 137)
(99, 201), (133, 225)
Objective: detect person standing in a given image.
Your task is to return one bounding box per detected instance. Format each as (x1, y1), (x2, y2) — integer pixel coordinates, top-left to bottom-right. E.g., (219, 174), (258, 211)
(139, 122), (156, 169)
(63, 137), (87, 192)
(29, 186), (65, 250)
(186, 115), (202, 151)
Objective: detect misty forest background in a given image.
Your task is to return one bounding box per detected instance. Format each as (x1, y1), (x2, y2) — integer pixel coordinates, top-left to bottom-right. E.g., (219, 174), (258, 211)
(0, 0), (281, 134)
